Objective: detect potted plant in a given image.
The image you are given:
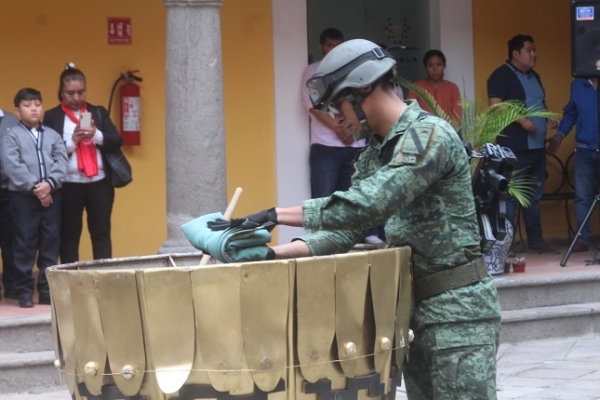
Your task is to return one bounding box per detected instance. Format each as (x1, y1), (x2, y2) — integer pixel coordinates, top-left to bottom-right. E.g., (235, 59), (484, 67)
(396, 77), (558, 275)
(512, 256), (527, 273)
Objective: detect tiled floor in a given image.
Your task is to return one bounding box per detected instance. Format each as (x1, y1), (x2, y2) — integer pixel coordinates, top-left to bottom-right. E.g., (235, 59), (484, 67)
(0, 292), (52, 318)
(2, 245), (600, 319)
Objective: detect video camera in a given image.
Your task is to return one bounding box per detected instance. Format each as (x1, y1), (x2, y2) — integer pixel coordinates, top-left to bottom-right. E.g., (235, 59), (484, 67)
(470, 143), (517, 253)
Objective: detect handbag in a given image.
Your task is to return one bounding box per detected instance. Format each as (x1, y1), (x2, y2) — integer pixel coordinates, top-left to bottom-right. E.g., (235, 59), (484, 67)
(104, 149), (133, 188)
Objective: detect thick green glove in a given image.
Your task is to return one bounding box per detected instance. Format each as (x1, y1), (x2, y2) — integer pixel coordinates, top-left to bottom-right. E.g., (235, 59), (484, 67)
(181, 212), (273, 263)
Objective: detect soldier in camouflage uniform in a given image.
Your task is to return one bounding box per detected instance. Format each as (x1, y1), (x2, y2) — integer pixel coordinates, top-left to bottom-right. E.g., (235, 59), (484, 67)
(211, 39), (501, 399)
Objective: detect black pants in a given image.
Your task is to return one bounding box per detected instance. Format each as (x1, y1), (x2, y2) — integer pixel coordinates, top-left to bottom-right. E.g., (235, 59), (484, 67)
(10, 191), (61, 298)
(60, 179), (114, 263)
(0, 188), (16, 292)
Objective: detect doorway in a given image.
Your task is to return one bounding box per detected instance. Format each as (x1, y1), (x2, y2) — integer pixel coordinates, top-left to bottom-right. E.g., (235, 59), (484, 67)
(305, 0), (431, 82)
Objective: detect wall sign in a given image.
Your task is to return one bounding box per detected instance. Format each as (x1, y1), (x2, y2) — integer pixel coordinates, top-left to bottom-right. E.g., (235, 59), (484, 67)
(108, 18), (132, 45)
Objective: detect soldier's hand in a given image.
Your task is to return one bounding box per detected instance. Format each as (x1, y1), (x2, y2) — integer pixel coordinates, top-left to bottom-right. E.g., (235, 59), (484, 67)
(208, 207), (278, 232)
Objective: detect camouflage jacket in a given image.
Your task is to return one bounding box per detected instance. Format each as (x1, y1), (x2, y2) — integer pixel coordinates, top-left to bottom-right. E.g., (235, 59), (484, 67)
(300, 101), (500, 327)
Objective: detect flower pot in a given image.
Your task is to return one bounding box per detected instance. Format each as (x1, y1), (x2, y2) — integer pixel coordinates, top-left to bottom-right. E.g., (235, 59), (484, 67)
(484, 220), (514, 276)
(513, 262), (526, 273)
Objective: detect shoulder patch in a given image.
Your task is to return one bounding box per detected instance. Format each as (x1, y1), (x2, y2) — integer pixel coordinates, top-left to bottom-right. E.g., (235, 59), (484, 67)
(400, 123), (435, 156)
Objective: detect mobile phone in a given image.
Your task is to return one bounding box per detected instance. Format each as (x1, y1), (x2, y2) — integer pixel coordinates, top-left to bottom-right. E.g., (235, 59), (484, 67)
(79, 112), (92, 129)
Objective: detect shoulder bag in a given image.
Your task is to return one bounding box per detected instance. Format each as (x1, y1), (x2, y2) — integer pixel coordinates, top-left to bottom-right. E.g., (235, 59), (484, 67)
(92, 106), (133, 188)
(104, 150), (133, 188)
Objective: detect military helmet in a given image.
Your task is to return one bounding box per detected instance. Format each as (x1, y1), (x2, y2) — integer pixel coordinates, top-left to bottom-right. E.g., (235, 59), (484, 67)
(306, 39), (396, 111)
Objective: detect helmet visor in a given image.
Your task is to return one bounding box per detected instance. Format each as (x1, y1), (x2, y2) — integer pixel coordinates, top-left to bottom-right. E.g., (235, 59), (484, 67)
(305, 47), (393, 110)
(306, 74), (332, 111)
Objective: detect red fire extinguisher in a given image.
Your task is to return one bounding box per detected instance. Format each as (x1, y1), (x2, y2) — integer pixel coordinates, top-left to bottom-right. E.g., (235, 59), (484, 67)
(108, 70), (143, 146)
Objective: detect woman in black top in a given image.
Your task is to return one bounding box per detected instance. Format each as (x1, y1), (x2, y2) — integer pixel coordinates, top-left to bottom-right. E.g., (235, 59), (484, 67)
(43, 67), (123, 263)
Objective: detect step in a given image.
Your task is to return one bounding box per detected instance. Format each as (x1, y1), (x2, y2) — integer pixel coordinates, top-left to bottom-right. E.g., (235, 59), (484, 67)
(0, 351), (64, 395)
(0, 314), (53, 353)
(500, 302), (600, 344)
(495, 270), (600, 311)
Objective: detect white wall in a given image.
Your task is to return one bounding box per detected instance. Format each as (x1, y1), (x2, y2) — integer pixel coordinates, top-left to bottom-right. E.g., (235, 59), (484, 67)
(272, 0), (311, 244)
(432, 0), (475, 99)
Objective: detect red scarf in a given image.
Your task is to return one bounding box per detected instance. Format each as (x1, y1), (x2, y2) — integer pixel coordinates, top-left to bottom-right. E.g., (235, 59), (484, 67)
(61, 102), (98, 177)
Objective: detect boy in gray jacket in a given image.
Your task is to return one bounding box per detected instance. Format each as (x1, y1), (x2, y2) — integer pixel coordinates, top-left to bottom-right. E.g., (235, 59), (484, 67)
(0, 88), (67, 307)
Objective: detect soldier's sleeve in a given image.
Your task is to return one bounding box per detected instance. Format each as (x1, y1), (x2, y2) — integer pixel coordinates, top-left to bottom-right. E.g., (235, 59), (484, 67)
(302, 121), (459, 233)
(297, 228), (363, 256)
(296, 153), (373, 256)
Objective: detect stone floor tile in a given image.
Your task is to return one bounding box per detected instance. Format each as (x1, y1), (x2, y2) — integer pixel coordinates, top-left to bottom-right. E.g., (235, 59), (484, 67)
(516, 366), (592, 380)
(531, 388), (600, 400)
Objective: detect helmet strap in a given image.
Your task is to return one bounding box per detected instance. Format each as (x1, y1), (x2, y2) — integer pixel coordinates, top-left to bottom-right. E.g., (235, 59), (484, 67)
(344, 84), (377, 124)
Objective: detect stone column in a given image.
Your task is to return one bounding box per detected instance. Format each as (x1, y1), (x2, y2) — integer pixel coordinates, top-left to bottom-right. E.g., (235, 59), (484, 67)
(160, 0), (226, 254)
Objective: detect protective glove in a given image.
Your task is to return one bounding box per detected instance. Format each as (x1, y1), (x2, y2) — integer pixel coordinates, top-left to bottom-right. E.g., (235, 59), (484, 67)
(207, 207), (278, 232)
(182, 212), (275, 263)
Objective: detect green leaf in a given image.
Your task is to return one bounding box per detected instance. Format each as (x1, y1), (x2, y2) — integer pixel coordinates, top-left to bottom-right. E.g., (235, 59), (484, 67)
(395, 75), (558, 207)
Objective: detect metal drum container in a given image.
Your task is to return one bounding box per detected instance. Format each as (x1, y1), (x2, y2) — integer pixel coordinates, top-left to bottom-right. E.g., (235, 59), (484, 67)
(46, 247), (413, 400)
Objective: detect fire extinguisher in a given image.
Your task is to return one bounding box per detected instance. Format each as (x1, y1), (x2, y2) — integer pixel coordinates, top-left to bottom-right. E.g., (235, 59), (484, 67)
(108, 70), (143, 146)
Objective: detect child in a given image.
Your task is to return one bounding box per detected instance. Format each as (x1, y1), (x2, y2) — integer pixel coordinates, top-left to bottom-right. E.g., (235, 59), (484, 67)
(0, 88), (68, 307)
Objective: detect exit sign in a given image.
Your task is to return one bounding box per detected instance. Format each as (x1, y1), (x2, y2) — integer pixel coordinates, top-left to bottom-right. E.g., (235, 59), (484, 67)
(108, 18), (132, 45)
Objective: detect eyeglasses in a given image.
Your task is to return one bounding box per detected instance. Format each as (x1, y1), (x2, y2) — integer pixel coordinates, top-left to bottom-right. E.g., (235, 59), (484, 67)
(305, 47), (392, 110)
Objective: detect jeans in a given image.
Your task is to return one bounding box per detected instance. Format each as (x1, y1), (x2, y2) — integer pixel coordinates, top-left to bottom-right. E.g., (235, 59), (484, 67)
(309, 144), (361, 198)
(310, 144), (381, 239)
(506, 149), (546, 247)
(573, 148), (600, 246)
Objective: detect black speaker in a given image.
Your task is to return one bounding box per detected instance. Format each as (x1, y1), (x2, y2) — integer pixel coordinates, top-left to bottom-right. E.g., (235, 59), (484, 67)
(572, 0), (600, 77)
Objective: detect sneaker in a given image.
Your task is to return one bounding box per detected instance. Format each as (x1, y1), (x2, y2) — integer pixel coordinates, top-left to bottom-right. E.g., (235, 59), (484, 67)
(528, 242), (560, 255)
(572, 242), (589, 253)
(363, 235), (386, 245)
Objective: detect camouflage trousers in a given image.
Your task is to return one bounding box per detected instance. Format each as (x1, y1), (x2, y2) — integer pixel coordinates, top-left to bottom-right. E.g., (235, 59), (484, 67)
(403, 319), (501, 400)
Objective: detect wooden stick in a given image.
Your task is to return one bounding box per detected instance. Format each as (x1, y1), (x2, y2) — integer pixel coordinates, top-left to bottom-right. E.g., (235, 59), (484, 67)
(199, 187), (243, 266)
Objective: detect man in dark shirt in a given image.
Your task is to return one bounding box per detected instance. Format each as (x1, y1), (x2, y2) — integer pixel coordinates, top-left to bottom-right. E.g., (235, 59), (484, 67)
(487, 34), (559, 254)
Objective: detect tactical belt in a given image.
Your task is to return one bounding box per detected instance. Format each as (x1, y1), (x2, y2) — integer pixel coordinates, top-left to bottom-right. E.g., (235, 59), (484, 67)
(413, 258), (488, 302)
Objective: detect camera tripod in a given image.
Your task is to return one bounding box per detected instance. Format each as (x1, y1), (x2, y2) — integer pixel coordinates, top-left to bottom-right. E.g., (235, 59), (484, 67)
(560, 193), (600, 267)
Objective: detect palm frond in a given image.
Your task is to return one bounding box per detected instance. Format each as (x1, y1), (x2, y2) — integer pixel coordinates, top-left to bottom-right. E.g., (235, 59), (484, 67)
(461, 100), (558, 148)
(507, 171), (539, 209)
(393, 76), (559, 208)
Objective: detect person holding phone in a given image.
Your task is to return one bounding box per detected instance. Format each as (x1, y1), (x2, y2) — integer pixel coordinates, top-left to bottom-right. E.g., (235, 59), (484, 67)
(43, 65), (123, 263)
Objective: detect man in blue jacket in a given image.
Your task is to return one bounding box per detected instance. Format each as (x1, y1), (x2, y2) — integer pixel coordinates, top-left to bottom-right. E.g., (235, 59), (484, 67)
(548, 78), (598, 252)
